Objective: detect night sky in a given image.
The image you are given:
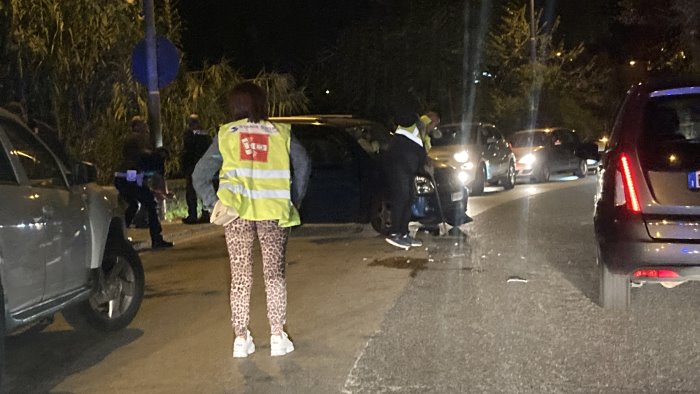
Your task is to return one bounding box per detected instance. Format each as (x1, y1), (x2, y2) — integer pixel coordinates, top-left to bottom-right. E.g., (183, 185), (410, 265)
(177, 0), (618, 76)
(177, 0), (382, 74)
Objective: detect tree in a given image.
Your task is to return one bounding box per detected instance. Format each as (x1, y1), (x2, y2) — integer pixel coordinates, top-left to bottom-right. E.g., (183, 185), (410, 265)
(0, 0), (307, 181)
(483, 5), (610, 137)
(618, 0), (700, 73)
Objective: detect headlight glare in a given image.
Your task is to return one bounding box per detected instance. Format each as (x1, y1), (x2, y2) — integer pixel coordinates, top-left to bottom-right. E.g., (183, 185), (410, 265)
(453, 151), (469, 163)
(457, 171), (469, 183)
(519, 153), (536, 165)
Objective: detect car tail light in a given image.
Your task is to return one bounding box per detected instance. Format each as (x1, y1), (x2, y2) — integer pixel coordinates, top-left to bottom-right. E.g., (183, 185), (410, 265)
(633, 269), (679, 278)
(614, 153), (641, 212)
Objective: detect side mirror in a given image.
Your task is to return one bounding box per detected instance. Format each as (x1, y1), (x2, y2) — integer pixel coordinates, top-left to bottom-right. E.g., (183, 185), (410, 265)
(72, 161), (98, 185)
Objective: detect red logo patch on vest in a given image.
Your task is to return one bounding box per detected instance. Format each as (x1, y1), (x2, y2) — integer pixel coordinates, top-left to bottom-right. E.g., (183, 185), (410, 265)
(239, 133), (269, 162)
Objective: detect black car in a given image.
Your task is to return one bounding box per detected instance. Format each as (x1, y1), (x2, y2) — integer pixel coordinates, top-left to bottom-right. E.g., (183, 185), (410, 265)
(594, 78), (700, 309)
(270, 116), (470, 233)
(511, 128), (590, 182)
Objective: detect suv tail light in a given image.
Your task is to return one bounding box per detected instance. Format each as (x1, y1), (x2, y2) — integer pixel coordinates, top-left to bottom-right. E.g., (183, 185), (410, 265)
(614, 153), (641, 213)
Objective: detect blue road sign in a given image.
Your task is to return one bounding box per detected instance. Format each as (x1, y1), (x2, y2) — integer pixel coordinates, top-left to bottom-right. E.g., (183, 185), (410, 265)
(132, 36), (180, 89)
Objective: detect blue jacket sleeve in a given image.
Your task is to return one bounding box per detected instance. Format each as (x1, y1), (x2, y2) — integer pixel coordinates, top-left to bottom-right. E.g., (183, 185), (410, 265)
(290, 135), (311, 207)
(192, 137), (223, 211)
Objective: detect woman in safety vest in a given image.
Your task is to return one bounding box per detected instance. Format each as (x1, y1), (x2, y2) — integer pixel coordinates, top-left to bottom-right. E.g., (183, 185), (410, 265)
(192, 82), (311, 358)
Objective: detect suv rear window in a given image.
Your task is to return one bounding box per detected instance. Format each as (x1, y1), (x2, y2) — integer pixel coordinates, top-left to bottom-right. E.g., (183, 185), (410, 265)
(641, 93), (700, 171)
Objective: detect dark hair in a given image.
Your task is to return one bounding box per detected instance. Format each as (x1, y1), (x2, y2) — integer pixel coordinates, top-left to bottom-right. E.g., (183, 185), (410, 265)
(227, 82), (268, 123)
(392, 95), (420, 128)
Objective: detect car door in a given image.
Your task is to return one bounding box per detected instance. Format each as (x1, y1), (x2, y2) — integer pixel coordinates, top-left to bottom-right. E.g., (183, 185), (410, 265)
(294, 125), (362, 222)
(0, 124), (46, 312)
(491, 127), (510, 176)
(480, 126), (500, 179)
(3, 121), (90, 299)
(550, 130), (571, 171)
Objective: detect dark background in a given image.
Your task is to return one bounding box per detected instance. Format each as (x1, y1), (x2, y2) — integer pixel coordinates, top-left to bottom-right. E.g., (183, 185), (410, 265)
(177, 0), (623, 76)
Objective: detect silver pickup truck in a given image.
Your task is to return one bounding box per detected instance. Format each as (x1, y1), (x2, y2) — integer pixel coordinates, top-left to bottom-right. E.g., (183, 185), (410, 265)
(0, 109), (144, 378)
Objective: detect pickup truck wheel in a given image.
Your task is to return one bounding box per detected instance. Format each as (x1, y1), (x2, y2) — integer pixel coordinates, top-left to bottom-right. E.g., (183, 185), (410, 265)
(63, 242), (144, 332)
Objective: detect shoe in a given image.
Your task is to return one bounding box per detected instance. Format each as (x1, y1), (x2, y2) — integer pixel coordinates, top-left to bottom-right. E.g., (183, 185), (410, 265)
(385, 234), (411, 250)
(270, 332), (294, 357)
(406, 235), (422, 247)
(151, 239), (174, 249)
(233, 330), (256, 358)
(198, 211), (210, 224)
(181, 216), (198, 225)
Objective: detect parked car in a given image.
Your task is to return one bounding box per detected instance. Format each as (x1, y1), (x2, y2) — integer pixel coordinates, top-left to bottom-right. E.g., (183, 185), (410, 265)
(594, 78), (700, 309)
(430, 123), (516, 195)
(510, 128), (589, 182)
(0, 108), (144, 375)
(270, 115), (470, 233)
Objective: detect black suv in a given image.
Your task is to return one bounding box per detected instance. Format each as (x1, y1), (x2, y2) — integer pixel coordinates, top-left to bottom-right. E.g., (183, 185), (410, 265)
(594, 78), (700, 309)
(270, 116), (470, 233)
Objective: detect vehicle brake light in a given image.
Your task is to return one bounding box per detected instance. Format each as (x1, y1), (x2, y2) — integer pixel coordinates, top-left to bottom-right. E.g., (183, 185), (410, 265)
(617, 153), (641, 213)
(633, 269), (679, 278)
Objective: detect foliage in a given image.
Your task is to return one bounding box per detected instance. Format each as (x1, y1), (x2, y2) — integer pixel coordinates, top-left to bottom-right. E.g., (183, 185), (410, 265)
(483, 5), (610, 137)
(0, 0), (308, 183)
(618, 0), (699, 72)
(310, 1), (609, 137)
(307, 0), (468, 122)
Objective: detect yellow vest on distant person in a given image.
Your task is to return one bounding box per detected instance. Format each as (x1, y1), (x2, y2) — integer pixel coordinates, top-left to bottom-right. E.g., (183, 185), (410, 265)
(216, 119), (300, 227)
(419, 114), (432, 152)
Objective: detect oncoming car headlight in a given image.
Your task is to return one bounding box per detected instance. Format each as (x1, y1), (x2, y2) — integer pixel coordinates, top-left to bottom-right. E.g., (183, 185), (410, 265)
(453, 150), (469, 163)
(519, 153), (536, 165)
(414, 176), (435, 194)
(457, 171), (469, 183)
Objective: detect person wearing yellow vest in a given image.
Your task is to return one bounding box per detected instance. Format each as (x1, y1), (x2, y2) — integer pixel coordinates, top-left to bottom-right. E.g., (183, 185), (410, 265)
(192, 82), (311, 358)
(418, 111), (440, 152)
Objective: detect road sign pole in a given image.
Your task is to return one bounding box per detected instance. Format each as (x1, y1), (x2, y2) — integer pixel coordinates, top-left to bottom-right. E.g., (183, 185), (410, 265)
(143, 0), (163, 148)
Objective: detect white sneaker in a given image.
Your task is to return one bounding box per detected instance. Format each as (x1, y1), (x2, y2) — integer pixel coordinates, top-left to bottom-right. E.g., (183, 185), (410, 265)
(233, 330), (255, 358)
(270, 332), (294, 357)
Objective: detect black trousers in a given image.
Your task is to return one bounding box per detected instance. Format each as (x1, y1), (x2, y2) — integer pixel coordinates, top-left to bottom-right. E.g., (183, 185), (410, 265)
(115, 177), (163, 242)
(185, 173), (211, 219)
(388, 169), (415, 236)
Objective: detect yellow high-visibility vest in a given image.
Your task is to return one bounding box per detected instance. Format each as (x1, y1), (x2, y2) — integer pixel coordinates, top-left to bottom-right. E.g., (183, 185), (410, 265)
(419, 115), (432, 152)
(216, 119), (300, 227)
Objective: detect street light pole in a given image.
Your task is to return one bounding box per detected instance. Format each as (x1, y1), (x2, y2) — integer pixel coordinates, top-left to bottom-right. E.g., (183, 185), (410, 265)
(143, 0), (163, 148)
(529, 0), (536, 63)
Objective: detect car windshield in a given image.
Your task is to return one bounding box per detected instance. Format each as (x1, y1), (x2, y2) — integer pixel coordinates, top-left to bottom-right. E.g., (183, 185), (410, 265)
(640, 92), (700, 171)
(510, 132), (547, 147)
(432, 125), (478, 147)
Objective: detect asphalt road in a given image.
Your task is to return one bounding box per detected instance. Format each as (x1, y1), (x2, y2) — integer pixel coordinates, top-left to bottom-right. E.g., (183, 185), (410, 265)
(6, 175), (700, 393)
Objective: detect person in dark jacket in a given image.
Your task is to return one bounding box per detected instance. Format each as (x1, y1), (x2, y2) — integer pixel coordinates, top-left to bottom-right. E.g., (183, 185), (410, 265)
(114, 116), (173, 249)
(384, 97), (429, 250)
(181, 113), (213, 224)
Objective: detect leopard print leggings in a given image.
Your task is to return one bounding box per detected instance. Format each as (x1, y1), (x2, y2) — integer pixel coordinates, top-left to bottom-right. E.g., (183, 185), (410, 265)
(224, 219), (289, 337)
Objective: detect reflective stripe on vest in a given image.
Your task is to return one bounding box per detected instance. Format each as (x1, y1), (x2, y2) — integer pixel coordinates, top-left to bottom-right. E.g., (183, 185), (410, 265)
(216, 119), (300, 227)
(223, 168), (291, 179)
(219, 181), (291, 199)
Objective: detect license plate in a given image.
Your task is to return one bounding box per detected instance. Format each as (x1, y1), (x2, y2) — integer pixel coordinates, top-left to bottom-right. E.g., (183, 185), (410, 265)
(451, 191), (464, 201)
(689, 171), (700, 190)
